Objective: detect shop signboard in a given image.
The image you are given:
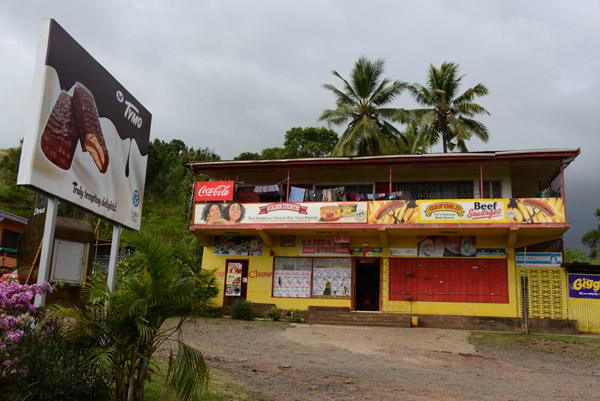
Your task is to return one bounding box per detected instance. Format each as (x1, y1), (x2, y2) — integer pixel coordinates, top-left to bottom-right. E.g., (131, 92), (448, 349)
(299, 238), (351, 257)
(569, 274), (600, 299)
(515, 252), (562, 267)
(17, 19), (151, 231)
(214, 236), (262, 256)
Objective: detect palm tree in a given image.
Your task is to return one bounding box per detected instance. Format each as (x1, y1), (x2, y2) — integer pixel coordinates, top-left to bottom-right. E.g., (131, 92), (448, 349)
(409, 62), (490, 153)
(51, 232), (218, 401)
(318, 56), (409, 156)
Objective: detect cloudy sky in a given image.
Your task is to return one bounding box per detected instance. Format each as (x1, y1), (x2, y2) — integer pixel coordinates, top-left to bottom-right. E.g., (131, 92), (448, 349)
(1, 0), (598, 248)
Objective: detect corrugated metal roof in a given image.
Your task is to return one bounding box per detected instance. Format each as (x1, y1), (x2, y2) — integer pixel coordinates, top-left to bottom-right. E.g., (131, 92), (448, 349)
(185, 148), (580, 168)
(0, 210), (28, 225)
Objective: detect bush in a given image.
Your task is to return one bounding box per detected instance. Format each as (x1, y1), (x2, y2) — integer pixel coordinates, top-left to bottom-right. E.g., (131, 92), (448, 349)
(230, 300), (254, 321)
(267, 306), (283, 321)
(0, 280), (109, 400)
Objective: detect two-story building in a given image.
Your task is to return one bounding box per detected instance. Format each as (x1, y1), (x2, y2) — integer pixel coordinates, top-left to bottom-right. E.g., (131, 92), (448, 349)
(185, 149), (579, 323)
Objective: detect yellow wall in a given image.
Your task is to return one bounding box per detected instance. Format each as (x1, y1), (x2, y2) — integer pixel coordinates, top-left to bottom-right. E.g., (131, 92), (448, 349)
(202, 232), (556, 319)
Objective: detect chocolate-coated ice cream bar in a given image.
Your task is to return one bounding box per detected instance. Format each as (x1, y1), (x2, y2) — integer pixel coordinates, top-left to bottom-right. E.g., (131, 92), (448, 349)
(41, 91), (78, 170)
(73, 84), (109, 173)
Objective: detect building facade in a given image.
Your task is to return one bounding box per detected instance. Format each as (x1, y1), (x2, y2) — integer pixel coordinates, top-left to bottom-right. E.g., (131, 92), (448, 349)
(186, 149), (579, 320)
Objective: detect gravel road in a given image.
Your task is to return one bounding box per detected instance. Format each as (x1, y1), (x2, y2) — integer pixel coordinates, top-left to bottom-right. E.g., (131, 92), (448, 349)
(166, 318), (600, 401)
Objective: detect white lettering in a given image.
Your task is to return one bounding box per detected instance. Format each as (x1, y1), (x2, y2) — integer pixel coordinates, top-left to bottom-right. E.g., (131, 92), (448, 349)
(124, 100), (143, 128)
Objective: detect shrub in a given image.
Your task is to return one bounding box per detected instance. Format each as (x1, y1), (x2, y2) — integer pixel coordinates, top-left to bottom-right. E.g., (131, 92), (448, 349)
(0, 280), (109, 400)
(267, 306), (283, 321)
(230, 299), (254, 321)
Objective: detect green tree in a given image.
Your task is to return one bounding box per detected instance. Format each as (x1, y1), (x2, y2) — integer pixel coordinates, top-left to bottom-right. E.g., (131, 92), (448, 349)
(0, 142), (35, 217)
(319, 56), (409, 156)
(260, 147), (285, 159)
(52, 232), (218, 401)
(282, 127), (338, 158)
(409, 62), (490, 153)
(582, 209), (600, 260)
(233, 151), (262, 160)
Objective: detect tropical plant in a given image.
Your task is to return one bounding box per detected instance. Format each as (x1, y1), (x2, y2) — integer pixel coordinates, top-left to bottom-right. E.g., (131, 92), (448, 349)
(319, 56), (409, 156)
(408, 62), (490, 153)
(282, 127), (339, 158)
(51, 232), (219, 401)
(582, 209), (600, 260)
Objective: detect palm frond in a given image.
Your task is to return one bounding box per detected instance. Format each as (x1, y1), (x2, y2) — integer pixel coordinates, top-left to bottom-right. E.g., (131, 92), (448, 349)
(167, 342), (210, 401)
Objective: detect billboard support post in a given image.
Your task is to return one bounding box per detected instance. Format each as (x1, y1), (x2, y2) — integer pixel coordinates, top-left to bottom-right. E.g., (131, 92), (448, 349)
(106, 223), (122, 292)
(34, 196), (58, 307)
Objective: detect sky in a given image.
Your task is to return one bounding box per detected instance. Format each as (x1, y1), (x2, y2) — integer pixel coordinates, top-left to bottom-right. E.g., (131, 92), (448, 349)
(1, 0), (599, 248)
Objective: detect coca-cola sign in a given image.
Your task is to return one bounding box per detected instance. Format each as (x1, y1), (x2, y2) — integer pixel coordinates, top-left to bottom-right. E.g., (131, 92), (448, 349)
(195, 181), (234, 201)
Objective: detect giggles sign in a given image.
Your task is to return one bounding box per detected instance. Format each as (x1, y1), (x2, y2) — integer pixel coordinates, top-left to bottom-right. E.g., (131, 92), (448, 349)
(569, 274), (600, 299)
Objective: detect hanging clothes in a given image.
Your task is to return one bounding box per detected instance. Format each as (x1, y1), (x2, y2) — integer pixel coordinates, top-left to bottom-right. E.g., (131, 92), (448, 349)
(289, 186), (306, 202)
(254, 184), (281, 194)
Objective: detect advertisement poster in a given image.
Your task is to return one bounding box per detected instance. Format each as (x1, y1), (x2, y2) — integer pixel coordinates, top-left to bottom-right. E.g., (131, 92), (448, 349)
(417, 236), (477, 257)
(225, 262), (242, 296)
(418, 200), (508, 223)
(193, 201), (367, 225)
(272, 270), (311, 298)
(311, 258), (352, 298)
(195, 181), (234, 202)
(569, 274), (600, 299)
(214, 236), (263, 256)
(506, 198), (565, 224)
(18, 20), (151, 230)
(515, 252), (562, 267)
(389, 248), (418, 256)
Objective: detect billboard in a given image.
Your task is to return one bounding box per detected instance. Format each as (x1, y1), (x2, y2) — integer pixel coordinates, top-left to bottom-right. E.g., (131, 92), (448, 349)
(18, 19), (152, 230)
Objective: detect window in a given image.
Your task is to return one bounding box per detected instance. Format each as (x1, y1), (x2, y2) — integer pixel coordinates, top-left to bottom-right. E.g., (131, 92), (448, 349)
(0, 229), (20, 250)
(396, 181), (474, 200)
(482, 181), (502, 198)
(272, 257), (352, 299)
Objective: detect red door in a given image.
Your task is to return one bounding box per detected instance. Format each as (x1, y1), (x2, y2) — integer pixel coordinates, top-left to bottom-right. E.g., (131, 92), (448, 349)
(223, 260), (249, 307)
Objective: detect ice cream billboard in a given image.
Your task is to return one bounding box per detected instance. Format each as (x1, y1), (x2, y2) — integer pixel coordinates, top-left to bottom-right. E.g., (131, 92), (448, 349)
(17, 19), (152, 230)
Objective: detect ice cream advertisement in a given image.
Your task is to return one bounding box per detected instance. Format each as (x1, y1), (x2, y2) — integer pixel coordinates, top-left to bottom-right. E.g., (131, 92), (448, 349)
(18, 19), (151, 230)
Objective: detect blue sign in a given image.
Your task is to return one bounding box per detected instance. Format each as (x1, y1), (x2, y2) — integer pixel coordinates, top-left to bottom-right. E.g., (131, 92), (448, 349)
(569, 274), (600, 299)
(515, 252), (562, 267)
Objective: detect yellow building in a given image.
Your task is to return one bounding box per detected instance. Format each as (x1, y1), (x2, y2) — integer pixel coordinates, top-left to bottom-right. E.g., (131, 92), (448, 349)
(185, 149), (579, 323)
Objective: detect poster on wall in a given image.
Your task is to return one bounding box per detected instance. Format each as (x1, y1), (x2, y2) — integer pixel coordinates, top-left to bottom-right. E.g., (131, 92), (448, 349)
(417, 236), (476, 257)
(311, 258), (351, 298)
(17, 19), (152, 231)
(214, 236), (263, 256)
(569, 274), (600, 299)
(272, 258), (311, 298)
(225, 262), (242, 296)
(418, 200), (508, 223)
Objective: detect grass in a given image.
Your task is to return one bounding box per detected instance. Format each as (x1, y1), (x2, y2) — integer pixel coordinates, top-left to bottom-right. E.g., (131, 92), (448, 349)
(468, 331), (600, 362)
(145, 358), (264, 401)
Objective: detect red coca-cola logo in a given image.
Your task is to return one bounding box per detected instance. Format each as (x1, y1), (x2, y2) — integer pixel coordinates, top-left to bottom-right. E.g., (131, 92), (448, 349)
(195, 181), (234, 201)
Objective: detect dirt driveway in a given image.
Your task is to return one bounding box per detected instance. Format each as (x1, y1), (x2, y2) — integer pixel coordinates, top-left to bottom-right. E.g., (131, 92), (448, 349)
(172, 318), (600, 401)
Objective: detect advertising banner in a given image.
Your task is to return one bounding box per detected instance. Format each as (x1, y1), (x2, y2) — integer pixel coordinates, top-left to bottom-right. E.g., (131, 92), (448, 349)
(17, 20), (151, 230)
(418, 200), (508, 223)
(569, 274), (600, 299)
(515, 252), (562, 267)
(193, 201), (367, 225)
(195, 181), (234, 201)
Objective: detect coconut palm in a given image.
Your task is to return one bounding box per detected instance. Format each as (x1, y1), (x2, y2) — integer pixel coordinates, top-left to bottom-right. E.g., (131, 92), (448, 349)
(51, 232), (218, 401)
(409, 62), (490, 153)
(318, 56), (409, 156)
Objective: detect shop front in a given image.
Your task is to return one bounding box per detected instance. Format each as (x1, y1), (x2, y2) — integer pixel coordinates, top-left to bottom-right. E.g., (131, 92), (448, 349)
(186, 150), (579, 320)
